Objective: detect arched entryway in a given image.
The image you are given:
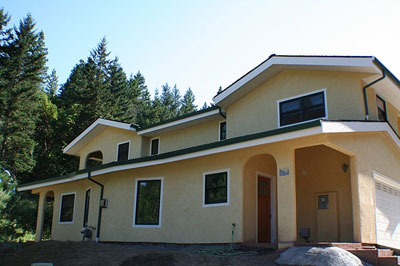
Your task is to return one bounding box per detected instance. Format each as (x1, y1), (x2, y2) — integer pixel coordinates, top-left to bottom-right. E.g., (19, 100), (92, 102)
(86, 151), (103, 168)
(243, 154), (277, 244)
(42, 191), (54, 240)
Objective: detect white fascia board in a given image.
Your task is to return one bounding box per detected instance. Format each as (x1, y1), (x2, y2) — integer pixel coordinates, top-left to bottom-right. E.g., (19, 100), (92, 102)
(213, 56), (376, 105)
(137, 109), (221, 136)
(19, 126), (323, 191)
(63, 118), (135, 154)
(321, 120), (400, 148)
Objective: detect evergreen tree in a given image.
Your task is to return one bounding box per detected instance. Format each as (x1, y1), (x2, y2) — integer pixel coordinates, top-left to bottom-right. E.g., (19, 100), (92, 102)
(180, 88), (197, 115)
(45, 69), (58, 99)
(201, 102), (209, 110)
(0, 12), (48, 185)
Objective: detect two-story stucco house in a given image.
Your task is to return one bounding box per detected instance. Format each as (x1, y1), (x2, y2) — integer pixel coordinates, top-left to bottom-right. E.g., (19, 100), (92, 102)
(18, 55), (400, 249)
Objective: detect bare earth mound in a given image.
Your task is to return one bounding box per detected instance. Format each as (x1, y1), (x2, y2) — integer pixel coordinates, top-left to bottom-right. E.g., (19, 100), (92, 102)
(1, 241), (280, 266)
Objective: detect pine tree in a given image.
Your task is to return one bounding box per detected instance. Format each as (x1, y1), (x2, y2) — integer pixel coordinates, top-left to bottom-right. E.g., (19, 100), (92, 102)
(0, 12), (48, 184)
(45, 69), (58, 99)
(180, 88), (197, 115)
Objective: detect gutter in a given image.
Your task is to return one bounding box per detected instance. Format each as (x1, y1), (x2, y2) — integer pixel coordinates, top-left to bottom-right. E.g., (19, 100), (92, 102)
(87, 171), (104, 243)
(363, 61), (385, 120)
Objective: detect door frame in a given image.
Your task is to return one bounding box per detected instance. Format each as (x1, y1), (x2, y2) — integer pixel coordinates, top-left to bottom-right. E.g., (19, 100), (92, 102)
(255, 172), (276, 243)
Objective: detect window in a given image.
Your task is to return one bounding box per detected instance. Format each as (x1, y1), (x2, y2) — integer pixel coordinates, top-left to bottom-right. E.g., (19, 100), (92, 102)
(278, 90), (326, 127)
(86, 151), (103, 168)
(117, 141), (129, 161)
(134, 178), (163, 226)
(203, 170), (229, 206)
(83, 189), (90, 227)
(150, 138), (159, 155)
(377, 96), (387, 122)
(219, 121), (226, 141)
(60, 193), (75, 223)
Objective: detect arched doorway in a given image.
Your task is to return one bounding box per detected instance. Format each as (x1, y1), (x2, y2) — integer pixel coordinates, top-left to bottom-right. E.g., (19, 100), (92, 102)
(243, 154), (277, 244)
(86, 151), (103, 168)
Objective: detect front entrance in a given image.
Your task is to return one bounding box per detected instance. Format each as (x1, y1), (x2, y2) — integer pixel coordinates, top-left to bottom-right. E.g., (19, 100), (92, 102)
(258, 175), (271, 243)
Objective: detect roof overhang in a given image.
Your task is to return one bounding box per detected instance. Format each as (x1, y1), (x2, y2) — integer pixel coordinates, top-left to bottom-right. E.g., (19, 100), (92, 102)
(137, 107), (224, 137)
(63, 118), (136, 155)
(213, 55), (400, 109)
(18, 120), (400, 191)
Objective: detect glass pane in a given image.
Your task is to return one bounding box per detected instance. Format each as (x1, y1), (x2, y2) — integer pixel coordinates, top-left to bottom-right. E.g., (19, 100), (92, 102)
(83, 189), (90, 227)
(135, 180), (161, 225)
(303, 92), (324, 108)
(205, 172), (227, 204)
(151, 139), (159, 155)
(220, 122), (226, 140)
(280, 99), (300, 113)
(60, 194), (75, 222)
(117, 142), (129, 161)
(303, 105), (325, 120)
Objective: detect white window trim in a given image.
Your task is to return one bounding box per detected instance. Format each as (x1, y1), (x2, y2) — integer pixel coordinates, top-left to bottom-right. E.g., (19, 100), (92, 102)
(203, 169), (230, 207)
(255, 172), (276, 244)
(149, 137), (160, 155)
(116, 140), (131, 161)
(277, 88), (328, 128)
(59, 192), (76, 224)
(133, 177), (164, 228)
(218, 121), (227, 141)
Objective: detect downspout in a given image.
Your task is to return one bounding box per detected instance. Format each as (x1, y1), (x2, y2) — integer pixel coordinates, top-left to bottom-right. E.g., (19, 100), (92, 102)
(363, 70), (386, 120)
(87, 171), (104, 243)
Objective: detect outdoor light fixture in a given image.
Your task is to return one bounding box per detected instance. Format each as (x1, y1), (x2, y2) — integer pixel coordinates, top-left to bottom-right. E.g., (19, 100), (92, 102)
(342, 163), (349, 173)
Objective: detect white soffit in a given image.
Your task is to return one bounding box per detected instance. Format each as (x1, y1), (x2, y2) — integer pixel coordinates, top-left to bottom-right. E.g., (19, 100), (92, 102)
(370, 77), (400, 111)
(63, 118), (136, 155)
(137, 108), (222, 137)
(214, 56), (378, 108)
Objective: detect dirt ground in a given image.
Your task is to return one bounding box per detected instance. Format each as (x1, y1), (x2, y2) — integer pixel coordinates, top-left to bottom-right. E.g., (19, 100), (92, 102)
(0, 240), (281, 266)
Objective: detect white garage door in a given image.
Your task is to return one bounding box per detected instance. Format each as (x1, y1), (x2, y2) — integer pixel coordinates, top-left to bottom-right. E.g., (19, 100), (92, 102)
(375, 175), (400, 249)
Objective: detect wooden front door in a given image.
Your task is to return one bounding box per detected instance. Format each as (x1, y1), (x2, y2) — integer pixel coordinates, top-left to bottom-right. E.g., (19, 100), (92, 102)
(258, 176), (271, 243)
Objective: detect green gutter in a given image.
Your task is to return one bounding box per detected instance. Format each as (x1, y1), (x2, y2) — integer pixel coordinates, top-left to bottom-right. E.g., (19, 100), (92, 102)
(18, 120), (321, 189)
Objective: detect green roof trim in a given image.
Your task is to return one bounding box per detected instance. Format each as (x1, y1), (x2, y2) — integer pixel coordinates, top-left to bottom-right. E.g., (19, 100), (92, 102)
(137, 106), (222, 131)
(18, 120), (321, 189)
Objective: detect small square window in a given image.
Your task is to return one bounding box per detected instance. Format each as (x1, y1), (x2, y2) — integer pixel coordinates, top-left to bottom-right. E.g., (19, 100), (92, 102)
(134, 179), (163, 226)
(60, 193), (75, 223)
(377, 96), (387, 122)
(219, 121), (226, 141)
(150, 138), (159, 155)
(117, 142), (129, 161)
(204, 171), (229, 206)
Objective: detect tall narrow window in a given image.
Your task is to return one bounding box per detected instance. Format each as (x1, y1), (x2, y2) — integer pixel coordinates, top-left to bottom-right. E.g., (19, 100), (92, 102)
(219, 121), (226, 140)
(203, 171), (229, 206)
(279, 90), (326, 127)
(150, 138), (159, 155)
(117, 142), (129, 161)
(377, 96), (387, 122)
(60, 193), (75, 223)
(134, 179), (163, 226)
(83, 189), (90, 227)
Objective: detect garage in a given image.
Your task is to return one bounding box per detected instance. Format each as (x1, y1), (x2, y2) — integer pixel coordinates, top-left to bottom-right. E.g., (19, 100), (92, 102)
(374, 172), (400, 249)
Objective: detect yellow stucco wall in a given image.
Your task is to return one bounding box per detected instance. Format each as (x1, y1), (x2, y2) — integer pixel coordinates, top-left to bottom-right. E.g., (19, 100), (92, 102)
(32, 130), (400, 246)
(326, 132), (400, 244)
(76, 127), (141, 170)
(227, 70), (367, 138)
(148, 119), (224, 155)
(295, 145), (353, 242)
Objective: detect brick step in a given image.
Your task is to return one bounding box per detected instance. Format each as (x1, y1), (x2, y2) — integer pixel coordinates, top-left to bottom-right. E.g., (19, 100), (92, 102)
(348, 249), (379, 265)
(378, 256), (400, 266)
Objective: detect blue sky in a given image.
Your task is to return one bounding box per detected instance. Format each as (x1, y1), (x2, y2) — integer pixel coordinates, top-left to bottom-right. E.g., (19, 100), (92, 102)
(2, 0), (400, 106)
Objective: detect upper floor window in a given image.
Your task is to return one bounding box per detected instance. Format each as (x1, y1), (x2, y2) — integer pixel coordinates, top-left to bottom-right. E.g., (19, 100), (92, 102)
(278, 90), (326, 127)
(377, 96), (387, 122)
(219, 121), (226, 141)
(86, 151), (103, 168)
(117, 141), (130, 161)
(150, 138), (160, 155)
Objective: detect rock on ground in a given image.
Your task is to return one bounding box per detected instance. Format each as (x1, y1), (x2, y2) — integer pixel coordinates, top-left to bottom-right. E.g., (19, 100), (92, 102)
(275, 246), (368, 266)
